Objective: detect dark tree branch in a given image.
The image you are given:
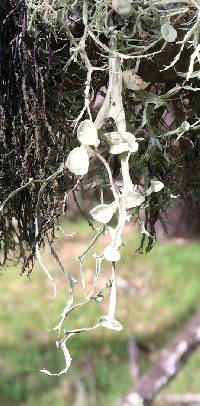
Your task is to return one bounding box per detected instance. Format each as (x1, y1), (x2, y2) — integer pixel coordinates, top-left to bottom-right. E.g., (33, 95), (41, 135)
(119, 309), (200, 406)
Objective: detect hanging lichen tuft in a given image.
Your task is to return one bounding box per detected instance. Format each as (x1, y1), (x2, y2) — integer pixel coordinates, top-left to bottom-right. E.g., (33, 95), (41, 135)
(1, 0), (200, 374)
(0, 0), (86, 271)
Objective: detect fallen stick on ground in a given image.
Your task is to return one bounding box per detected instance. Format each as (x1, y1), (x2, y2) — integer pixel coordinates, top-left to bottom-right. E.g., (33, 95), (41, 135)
(119, 309), (200, 405)
(157, 393), (200, 404)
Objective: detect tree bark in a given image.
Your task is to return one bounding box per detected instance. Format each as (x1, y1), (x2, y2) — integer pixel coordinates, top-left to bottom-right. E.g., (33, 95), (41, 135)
(119, 309), (200, 406)
(156, 200), (200, 241)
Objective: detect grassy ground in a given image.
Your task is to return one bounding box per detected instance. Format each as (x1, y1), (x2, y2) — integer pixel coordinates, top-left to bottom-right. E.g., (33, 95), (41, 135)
(1, 219), (200, 405)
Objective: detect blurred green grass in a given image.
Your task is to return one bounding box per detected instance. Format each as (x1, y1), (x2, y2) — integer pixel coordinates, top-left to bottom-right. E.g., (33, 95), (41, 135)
(1, 219), (200, 405)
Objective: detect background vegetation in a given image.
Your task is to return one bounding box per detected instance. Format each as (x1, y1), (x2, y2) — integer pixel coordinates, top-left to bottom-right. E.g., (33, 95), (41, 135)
(1, 219), (200, 405)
